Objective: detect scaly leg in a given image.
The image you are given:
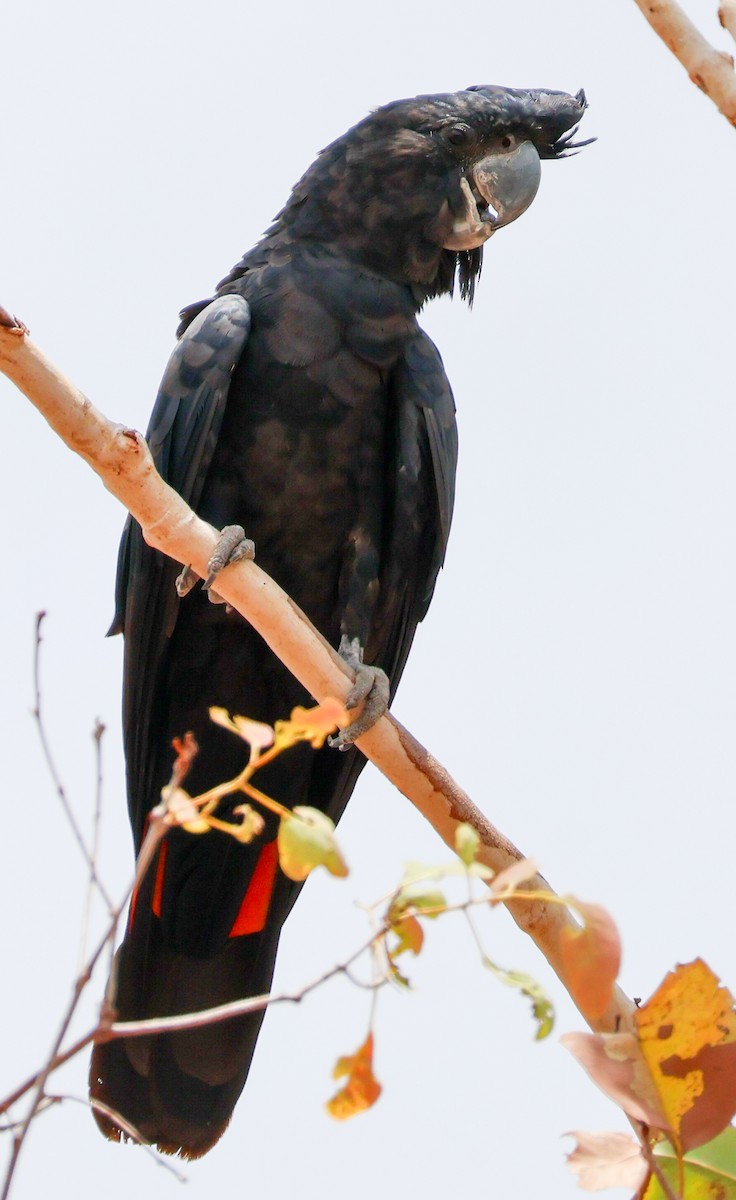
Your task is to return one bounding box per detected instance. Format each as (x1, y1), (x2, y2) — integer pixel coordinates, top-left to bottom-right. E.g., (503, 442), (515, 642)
(329, 635), (390, 750)
(175, 525), (255, 604)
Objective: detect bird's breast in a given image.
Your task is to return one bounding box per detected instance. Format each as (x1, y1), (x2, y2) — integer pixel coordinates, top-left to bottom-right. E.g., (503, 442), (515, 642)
(197, 337), (391, 636)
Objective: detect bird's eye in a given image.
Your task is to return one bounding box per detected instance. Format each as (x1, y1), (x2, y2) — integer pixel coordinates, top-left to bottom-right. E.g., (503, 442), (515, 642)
(445, 123), (474, 147)
(500, 134), (516, 150)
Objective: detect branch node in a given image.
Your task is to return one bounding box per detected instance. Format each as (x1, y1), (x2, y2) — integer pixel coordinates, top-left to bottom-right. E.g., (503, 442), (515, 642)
(0, 306), (28, 337)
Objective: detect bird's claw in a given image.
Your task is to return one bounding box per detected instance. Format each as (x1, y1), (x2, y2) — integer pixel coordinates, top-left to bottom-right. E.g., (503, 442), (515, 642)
(203, 525), (256, 592)
(176, 565), (199, 597)
(328, 636), (390, 750)
(175, 526), (255, 604)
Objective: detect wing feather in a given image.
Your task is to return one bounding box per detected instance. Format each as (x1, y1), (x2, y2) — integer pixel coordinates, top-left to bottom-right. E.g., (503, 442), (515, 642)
(312, 330), (458, 838)
(114, 295), (251, 841)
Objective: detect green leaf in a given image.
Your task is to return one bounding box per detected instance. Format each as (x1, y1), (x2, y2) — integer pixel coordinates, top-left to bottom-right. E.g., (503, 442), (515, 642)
(388, 961), (412, 989)
(644, 1127), (736, 1199)
(400, 859), (492, 885)
(390, 880), (447, 919)
(400, 860), (447, 885)
(277, 806), (348, 881)
(483, 957), (555, 1040)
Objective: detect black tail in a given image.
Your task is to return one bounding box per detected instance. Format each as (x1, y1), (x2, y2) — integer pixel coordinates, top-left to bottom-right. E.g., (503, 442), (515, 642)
(90, 732), (365, 1156)
(89, 832), (292, 1158)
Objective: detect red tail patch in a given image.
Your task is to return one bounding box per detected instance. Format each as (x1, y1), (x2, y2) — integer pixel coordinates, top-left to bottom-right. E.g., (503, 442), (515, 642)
(151, 838), (168, 918)
(229, 840), (279, 937)
(128, 833), (278, 938)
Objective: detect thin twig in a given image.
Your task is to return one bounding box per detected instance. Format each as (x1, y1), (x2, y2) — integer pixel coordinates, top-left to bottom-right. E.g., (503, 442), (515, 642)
(79, 719), (106, 963)
(635, 1126), (681, 1200)
(0, 1030), (97, 1118)
(31, 613), (114, 912)
(0, 892), (383, 1121)
(52, 1095), (187, 1183)
(0, 971), (91, 1200)
(100, 926), (385, 1042)
(631, 0), (736, 126)
(0, 841), (137, 1199)
(0, 1097), (60, 1135)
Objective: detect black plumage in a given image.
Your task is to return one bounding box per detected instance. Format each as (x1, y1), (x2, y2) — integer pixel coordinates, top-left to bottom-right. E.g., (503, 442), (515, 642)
(90, 84), (589, 1157)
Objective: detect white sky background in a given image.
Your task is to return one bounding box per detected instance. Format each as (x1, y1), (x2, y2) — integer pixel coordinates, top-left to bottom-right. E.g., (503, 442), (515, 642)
(2, 1), (735, 1197)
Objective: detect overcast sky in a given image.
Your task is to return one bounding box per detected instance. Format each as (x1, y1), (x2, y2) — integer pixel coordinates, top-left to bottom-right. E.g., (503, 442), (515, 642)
(2, 1), (736, 1197)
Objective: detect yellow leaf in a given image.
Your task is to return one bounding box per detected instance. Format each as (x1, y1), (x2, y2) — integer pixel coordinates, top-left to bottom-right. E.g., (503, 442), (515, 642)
(635, 959), (736, 1152)
(326, 1034), (382, 1120)
(389, 880), (446, 919)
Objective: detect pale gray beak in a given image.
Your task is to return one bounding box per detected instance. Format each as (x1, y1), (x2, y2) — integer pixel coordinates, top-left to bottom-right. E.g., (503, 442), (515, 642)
(443, 140), (542, 250)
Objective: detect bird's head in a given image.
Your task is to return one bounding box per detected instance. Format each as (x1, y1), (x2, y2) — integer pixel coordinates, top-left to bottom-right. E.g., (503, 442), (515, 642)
(276, 85), (591, 303)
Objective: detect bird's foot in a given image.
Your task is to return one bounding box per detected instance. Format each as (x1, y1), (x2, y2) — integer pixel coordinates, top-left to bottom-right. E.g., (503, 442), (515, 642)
(175, 525), (256, 605)
(329, 635), (390, 750)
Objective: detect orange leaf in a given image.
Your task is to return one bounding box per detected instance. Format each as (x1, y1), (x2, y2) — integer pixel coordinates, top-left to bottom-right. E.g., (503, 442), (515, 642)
(634, 959), (736, 1152)
(275, 699), (351, 749)
(392, 915), (424, 957)
(565, 1131), (648, 1192)
(560, 901), (621, 1020)
(209, 707), (275, 756)
(326, 1034), (382, 1120)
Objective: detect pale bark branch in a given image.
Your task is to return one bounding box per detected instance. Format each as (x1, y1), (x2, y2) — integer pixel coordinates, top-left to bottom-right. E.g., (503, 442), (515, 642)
(0, 309), (633, 1034)
(632, 0), (736, 126)
(720, 1), (736, 43)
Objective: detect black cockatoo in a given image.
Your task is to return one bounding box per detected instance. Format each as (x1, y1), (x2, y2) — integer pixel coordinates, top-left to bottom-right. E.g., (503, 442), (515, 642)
(90, 84), (590, 1157)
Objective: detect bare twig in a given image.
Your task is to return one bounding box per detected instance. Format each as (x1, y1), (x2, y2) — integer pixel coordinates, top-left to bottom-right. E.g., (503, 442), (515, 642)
(31, 613), (114, 913)
(79, 718), (107, 963)
(100, 926), (385, 1042)
(0, 884), (523, 1126)
(0, 817), (168, 1126)
(0, 316), (635, 1038)
(0, 1030), (96, 1118)
(1, 976), (94, 1200)
(55, 1096), (187, 1183)
(0, 913), (384, 1136)
(0, 810), (168, 1196)
(0, 1097), (60, 1135)
(632, 0), (736, 126)
(635, 1126), (682, 1200)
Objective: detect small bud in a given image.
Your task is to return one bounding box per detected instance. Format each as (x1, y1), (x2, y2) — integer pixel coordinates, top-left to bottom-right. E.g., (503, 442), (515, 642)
(164, 787), (210, 834)
(230, 805), (266, 844)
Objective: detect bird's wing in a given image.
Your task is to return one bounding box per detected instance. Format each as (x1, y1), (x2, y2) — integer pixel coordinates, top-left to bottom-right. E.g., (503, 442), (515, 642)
(307, 329), (458, 839)
(113, 295), (251, 841)
(369, 328), (458, 688)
